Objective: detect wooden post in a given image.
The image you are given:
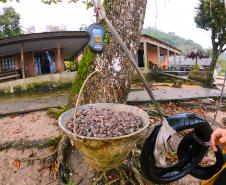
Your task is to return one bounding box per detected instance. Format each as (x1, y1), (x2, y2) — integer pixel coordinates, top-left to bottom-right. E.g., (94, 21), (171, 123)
(167, 49), (170, 69)
(174, 52), (177, 69)
(143, 42), (148, 72)
(56, 40), (63, 73)
(21, 44), (25, 78)
(157, 46), (160, 68)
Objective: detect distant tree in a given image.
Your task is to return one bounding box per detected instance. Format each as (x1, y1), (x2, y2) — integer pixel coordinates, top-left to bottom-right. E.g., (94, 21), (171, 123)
(78, 24), (87, 31)
(0, 0), (19, 2)
(0, 6), (22, 38)
(217, 53), (226, 71)
(46, 24), (68, 32)
(25, 26), (36, 34)
(195, 0), (226, 86)
(142, 27), (204, 53)
(205, 47), (212, 58)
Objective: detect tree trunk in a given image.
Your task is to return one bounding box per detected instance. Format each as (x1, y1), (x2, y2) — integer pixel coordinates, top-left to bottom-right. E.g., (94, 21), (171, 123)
(206, 30), (220, 87)
(80, 0), (148, 104)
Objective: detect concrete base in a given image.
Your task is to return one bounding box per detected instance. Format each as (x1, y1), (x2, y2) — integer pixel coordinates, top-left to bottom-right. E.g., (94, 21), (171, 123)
(0, 72), (76, 95)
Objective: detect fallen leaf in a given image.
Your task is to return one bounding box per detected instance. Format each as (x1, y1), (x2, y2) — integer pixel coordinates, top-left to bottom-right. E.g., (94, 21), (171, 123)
(14, 159), (20, 169)
(51, 161), (58, 176)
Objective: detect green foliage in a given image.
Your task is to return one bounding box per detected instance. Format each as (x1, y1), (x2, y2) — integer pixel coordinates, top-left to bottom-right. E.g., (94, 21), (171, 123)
(41, 0), (92, 6)
(0, 7), (22, 39)
(0, 0), (19, 2)
(64, 60), (77, 71)
(195, 0), (226, 33)
(142, 27), (203, 53)
(67, 178), (74, 185)
(195, 0), (226, 54)
(47, 107), (66, 119)
(217, 53), (226, 71)
(191, 63), (200, 72)
(42, 0), (94, 10)
(67, 46), (94, 108)
(194, 0), (226, 86)
(205, 48), (212, 58)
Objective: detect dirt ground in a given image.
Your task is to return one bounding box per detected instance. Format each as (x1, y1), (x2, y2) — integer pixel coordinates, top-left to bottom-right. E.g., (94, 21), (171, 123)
(0, 100), (225, 185)
(0, 111), (62, 185)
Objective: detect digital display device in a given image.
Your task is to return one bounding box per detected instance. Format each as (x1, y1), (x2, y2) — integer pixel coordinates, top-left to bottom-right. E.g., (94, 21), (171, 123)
(87, 24), (105, 53)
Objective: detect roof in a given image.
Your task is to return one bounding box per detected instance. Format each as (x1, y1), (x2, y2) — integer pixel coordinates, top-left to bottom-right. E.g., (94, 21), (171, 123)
(141, 34), (182, 53)
(169, 56), (211, 66)
(0, 31), (89, 60)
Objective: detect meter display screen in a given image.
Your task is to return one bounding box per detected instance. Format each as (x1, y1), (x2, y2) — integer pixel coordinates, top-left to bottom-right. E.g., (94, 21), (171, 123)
(93, 29), (102, 35)
(88, 23), (105, 53)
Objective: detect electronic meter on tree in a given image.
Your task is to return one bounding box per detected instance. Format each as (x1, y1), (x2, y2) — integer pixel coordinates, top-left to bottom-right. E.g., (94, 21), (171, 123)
(87, 23), (105, 53)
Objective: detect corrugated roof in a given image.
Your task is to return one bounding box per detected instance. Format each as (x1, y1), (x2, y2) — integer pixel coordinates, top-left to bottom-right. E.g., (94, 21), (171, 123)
(0, 31), (89, 46)
(0, 31), (89, 60)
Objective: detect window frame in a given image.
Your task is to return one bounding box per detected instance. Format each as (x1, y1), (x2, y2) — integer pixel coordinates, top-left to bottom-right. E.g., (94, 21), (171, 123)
(0, 56), (16, 72)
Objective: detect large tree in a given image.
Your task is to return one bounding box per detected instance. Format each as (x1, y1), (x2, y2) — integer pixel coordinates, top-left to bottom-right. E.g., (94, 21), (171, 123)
(195, 0), (226, 85)
(70, 0), (148, 106)
(46, 0), (148, 108)
(0, 6), (22, 38)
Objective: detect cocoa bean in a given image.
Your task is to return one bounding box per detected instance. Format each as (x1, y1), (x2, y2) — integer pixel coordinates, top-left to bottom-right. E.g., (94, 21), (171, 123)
(65, 108), (143, 138)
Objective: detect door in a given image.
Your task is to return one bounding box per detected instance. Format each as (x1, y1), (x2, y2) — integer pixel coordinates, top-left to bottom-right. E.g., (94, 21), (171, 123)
(34, 51), (56, 75)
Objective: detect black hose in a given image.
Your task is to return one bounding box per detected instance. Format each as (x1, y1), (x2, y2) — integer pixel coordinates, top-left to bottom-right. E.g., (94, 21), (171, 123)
(140, 113), (213, 184)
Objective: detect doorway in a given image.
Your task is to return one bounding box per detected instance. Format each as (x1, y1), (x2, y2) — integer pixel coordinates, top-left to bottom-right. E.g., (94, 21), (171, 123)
(34, 51), (56, 75)
(137, 49), (144, 67)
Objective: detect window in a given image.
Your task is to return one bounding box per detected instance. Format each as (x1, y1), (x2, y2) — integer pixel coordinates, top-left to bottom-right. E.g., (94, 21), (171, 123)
(160, 54), (165, 63)
(1, 56), (15, 71)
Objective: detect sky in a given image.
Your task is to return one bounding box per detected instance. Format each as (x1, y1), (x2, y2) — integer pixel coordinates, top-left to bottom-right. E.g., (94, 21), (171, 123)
(0, 0), (212, 48)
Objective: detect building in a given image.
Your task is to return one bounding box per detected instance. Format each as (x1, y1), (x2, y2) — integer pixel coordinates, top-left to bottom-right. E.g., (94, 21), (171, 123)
(0, 32), (181, 82)
(137, 34), (181, 71)
(0, 31), (89, 81)
(169, 56), (212, 71)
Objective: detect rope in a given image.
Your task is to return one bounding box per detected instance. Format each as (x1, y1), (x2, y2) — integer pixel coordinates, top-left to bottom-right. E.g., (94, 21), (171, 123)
(73, 70), (99, 134)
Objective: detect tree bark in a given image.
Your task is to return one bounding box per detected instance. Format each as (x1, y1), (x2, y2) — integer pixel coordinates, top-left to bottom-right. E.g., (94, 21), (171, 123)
(82, 0), (148, 104)
(206, 29), (220, 86)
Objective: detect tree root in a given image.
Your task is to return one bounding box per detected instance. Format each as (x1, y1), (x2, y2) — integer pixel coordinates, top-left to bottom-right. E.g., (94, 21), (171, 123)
(20, 148), (58, 162)
(0, 135), (62, 151)
(57, 134), (71, 165)
(0, 133), (146, 185)
(91, 158), (146, 185)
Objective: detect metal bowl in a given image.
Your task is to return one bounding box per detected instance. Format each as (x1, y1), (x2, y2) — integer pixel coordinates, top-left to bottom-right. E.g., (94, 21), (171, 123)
(58, 103), (149, 171)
